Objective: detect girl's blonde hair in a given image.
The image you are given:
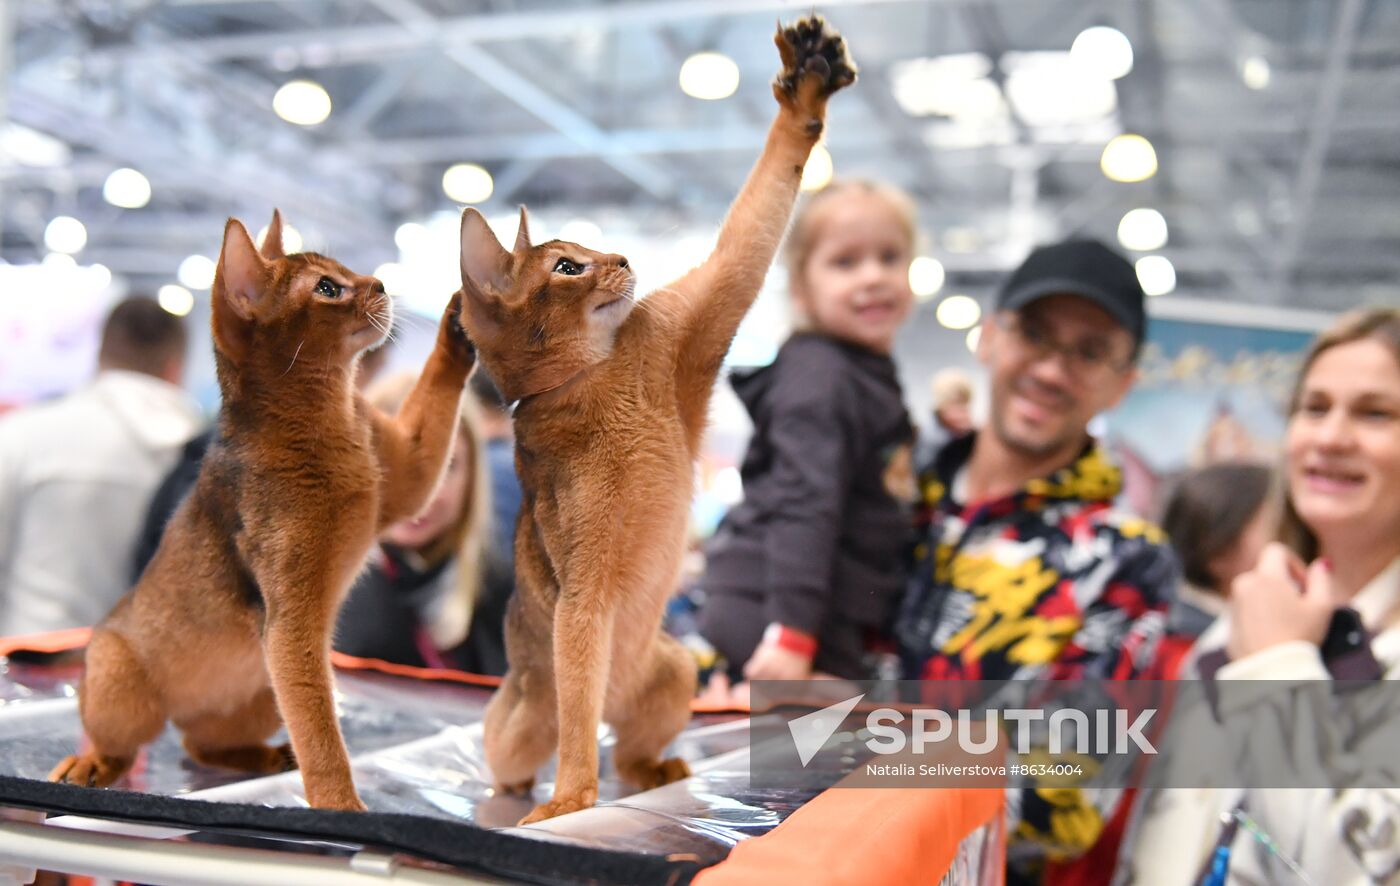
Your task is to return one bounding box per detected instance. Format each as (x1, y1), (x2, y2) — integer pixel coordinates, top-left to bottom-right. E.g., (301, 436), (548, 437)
(782, 178), (919, 288)
(1277, 307), (1400, 561)
(366, 371), (493, 649)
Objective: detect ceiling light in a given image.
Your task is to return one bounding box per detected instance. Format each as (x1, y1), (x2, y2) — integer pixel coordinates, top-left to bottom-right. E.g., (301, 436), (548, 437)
(87, 263), (113, 290)
(443, 163), (494, 204)
(273, 80), (332, 126)
(943, 227), (982, 254)
(102, 167), (151, 209)
(256, 223), (303, 254)
(394, 222), (429, 253)
(909, 256), (946, 301)
(1242, 56), (1271, 90)
(1117, 208), (1168, 251)
(559, 219), (603, 245)
(1100, 134), (1157, 183)
(890, 54), (996, 117)
(1003, 52), (1118, 126)
(1135, 255), (1176, 296)
(679, 52), (740, 101)
(936, 294), (981, 330)
(966, 325), (982, 353)
(800, 143), (833, 192)
(158, 284), (194, 317)
(178, 254), (216, 289)
(0, 123), (71, 167)
(44, 216), (87, 254)
(1070, 26), (1134, 80)
(373, 262), (405, 294)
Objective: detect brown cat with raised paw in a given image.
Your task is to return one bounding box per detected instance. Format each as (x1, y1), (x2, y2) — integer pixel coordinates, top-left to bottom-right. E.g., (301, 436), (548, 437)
(459, 15), (857, 824)
(49, 210), (476, 812)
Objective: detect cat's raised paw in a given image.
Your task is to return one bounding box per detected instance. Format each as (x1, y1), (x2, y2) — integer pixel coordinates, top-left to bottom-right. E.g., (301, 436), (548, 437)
(772, 15), (857, 120)
(439, 290), (477, 367)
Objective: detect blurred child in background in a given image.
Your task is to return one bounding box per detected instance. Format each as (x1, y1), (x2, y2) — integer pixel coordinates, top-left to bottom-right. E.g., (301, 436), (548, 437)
(1151, 461), (1274, 677)
(698, 179), (917, 695)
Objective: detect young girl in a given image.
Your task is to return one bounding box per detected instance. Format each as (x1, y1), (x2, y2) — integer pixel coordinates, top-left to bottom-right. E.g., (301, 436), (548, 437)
(698, 179), (917, 687)
(333, 371), (505, 675)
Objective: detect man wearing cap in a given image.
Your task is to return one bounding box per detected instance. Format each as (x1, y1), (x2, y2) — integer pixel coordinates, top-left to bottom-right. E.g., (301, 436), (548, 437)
(896, 239), (1178, 881)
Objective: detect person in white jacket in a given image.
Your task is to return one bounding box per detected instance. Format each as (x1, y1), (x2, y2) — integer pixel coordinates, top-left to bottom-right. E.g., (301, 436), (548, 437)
(1121, 306), (1400, 885)
(0, 296), (202, 636)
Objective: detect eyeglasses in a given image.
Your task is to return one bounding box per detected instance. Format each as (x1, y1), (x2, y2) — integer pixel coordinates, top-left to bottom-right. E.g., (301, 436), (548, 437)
(997, 312), (1133, 376)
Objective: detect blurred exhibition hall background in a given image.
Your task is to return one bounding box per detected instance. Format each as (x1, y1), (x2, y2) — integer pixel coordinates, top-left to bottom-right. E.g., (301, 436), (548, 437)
(1, 0), (1397, 520)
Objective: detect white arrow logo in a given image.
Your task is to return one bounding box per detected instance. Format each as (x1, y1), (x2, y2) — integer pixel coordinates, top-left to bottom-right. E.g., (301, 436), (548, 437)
(787, 693), (866, 767)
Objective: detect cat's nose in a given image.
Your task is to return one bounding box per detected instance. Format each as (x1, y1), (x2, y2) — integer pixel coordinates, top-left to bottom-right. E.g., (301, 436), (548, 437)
(614, 255), (629, 270)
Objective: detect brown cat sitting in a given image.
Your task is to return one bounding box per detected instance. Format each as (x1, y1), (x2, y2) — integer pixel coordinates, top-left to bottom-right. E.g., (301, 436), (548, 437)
(460, 15), (856, 824)
(49, 211), (476, 811)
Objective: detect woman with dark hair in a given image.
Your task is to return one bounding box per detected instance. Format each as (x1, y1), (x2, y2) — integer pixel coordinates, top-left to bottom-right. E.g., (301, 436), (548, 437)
(1122, 307), (1400, 885)
(1151, 462), (1274, 676)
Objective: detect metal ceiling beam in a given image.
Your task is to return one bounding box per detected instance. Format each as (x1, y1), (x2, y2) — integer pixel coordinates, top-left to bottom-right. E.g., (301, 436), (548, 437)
(320, 108), (1400, 172)
(363, 0), (674, 199)
(91, 0), (964, 64)
(4, 86), (388, 250)
(1270, 0), (1365, 292)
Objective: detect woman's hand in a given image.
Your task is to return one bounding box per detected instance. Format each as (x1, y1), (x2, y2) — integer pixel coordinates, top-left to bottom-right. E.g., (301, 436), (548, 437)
(1226, 542), (1335, 659)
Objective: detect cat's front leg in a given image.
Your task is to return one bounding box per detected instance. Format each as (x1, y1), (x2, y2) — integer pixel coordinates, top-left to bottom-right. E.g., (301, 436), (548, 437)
(372, 290), (476, 529)
(662, 16), (857, 444)
(260, 570), (366, 812)
(517, 584), (615, 825)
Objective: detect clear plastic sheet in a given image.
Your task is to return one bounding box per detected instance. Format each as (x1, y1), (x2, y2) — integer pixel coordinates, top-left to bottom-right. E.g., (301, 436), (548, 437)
(0, 656), (1004, 882)
(0, 656), (768, 865)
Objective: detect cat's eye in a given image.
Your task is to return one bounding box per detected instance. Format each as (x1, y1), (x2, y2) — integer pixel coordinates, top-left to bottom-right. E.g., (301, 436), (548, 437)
(315, 276), (344, 299)
(553, 258), (584, 276)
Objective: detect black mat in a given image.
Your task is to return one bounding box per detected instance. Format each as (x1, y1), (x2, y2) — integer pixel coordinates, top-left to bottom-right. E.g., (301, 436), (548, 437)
(0, 775), (707, 886)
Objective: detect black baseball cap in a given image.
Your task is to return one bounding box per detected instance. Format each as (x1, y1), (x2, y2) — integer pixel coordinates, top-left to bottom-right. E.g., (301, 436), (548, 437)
(996, 238), (1147, 348)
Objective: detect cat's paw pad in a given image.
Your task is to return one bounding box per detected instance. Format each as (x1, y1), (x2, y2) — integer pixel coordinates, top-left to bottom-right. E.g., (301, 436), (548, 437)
(772, 15), (857, 118)
(517, 789), (597, 825)
(48, 753), (126, 788)
(619, 756), (691, 791)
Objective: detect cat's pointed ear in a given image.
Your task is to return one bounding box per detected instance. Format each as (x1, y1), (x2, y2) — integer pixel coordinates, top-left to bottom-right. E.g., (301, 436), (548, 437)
(459, 208), (511, 297)
(216, 218), (267, 321)
(514, 206), (532, 255)
(260, 209), (286, 260)
(212, 218), (266, 362)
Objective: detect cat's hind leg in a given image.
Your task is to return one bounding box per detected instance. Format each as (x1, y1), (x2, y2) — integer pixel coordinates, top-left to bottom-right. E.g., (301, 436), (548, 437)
(608, 632), (697, 791)
(177, 686), (294, 774)
(49, 628), (166, 787)
(483, 668), (558, 796)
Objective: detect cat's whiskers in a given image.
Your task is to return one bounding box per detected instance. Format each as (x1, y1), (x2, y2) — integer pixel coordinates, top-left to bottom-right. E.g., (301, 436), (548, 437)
(279, 340), (305, 378)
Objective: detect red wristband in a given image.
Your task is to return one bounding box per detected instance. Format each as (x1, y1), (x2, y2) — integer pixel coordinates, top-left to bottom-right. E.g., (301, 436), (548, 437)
(763, 623), (817, 659)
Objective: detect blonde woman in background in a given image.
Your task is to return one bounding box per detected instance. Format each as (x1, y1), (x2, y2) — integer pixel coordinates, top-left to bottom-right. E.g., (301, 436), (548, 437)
(334, 371), (505, 674)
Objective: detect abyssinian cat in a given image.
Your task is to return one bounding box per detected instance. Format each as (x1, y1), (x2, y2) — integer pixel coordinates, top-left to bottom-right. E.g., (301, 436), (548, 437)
(460, 16), (856, 824)
(49, 211), (476, 811)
